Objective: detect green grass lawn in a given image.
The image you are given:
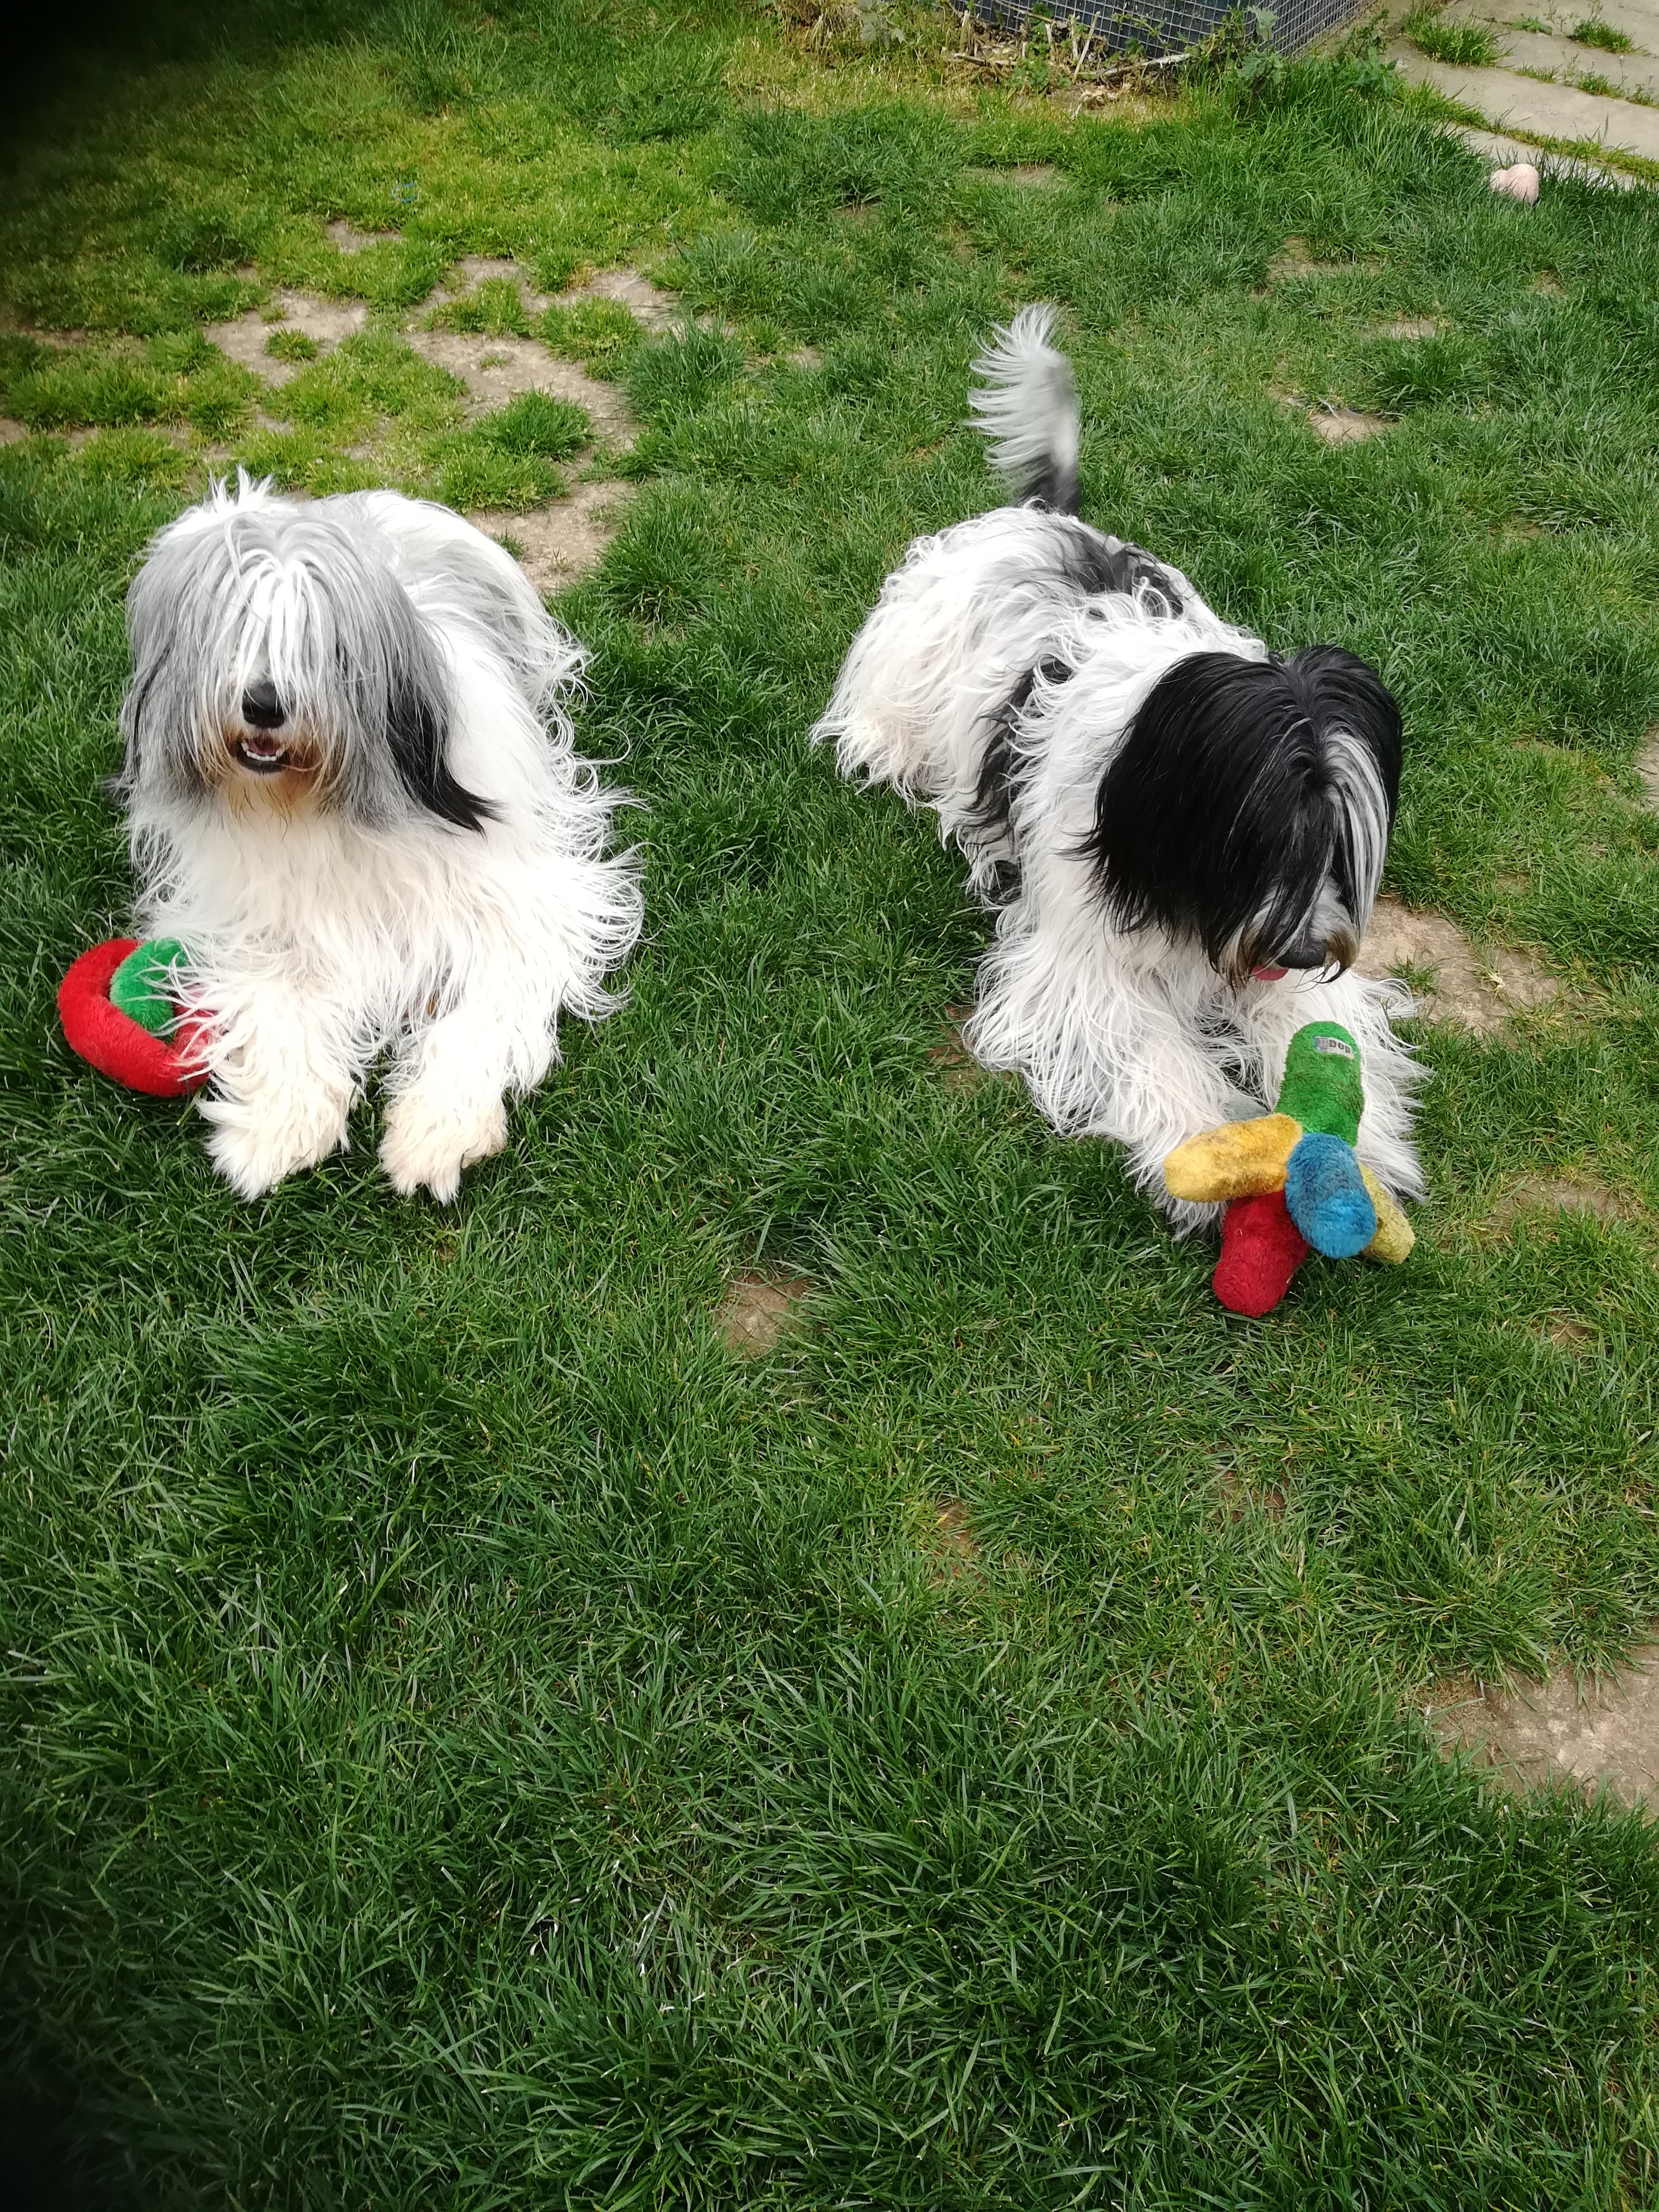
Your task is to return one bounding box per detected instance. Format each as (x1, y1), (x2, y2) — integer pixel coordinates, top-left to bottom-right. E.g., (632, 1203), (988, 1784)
(1405, 8), (1503, 71)
(5, 2), (1659, 2203)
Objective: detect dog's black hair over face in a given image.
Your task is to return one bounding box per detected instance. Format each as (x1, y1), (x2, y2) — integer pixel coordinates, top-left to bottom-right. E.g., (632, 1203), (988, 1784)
(386, 665), (494, 833)
(1081, 646), (1402, 979)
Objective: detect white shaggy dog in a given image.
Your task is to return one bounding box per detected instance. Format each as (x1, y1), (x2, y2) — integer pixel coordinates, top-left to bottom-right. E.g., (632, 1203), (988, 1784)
(118, 477), (643, 1201)
(813, 308), (1421, 1232)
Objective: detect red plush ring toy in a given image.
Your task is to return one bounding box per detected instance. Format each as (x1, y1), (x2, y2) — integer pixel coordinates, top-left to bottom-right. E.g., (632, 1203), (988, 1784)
(57, 938), (211, 1098)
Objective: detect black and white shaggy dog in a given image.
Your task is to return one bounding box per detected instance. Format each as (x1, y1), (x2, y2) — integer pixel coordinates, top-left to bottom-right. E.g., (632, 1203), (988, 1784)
(119, 476), (643, 1201)
(813, 307), (1420, 1231)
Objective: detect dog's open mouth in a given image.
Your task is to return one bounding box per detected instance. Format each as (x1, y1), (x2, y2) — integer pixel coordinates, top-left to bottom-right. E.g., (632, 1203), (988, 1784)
(1251, 965), (1289, 982)
(232, 736), (292, 777)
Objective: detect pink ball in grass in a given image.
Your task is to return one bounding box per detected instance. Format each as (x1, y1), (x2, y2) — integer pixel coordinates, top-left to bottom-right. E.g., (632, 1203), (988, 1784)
(1489, 162), (1541, 203)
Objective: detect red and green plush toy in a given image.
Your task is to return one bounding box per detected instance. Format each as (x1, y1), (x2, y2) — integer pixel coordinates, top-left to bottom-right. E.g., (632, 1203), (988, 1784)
(57, 938), (211, 1098)
(1163, 1021), (1414, 1317)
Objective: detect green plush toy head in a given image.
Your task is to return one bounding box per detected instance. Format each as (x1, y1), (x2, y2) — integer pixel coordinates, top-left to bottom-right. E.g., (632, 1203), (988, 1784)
(108, 938), (188, 1036)
(1275, 1022), (1362, 1144)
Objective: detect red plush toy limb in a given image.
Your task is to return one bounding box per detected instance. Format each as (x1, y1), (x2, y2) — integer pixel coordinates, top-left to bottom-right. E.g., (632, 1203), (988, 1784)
(1212, 1190), (1309, 1318)
(57, 938), (211, 1099)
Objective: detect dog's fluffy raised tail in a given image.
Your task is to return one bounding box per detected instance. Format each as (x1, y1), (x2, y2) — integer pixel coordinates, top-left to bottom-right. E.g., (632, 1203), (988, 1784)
(968, 304), (1080, 515)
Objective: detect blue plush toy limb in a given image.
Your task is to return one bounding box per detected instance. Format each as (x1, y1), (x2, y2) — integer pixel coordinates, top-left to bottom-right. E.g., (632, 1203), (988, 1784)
(1283, 1132), (1378, 1259)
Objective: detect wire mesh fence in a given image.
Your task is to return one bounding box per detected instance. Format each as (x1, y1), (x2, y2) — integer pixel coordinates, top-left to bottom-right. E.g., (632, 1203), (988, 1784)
(968, 0), (1366, 61)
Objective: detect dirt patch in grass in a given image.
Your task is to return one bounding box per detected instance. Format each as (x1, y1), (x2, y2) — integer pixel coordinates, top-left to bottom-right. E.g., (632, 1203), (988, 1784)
(1307, 401), (1390, 444)
(1374, 316), (1442, 339)
(561, 266), (682, 333)
(714, 1270), (816, 1356)
(1490, 1172), (1634, 1229)
(1217, 1470), (1287, 1523)
(1268, 236), (1319, 280)
(470, 478), (636, 591)
(436, 255), (557, 314)
(3, 419), (101, 450)
(327, 219), (399, 254)
(1265, 236), (1380, 284)
(0, 325), (81, 348)
(206, 268), (668, 428)
(966, 163), (1060, 186)
(926, 1003), (986, 1090)
(1356, 895), (1559, 1032)
(1636, 725), (1659, 808)
(205, 291), (369, 382)
(1543, 1313), (1595, 1350)
(402, 328), (637, 440)
(430, 260), (681, 333)
(1426, 1656), (1659, 1815)
(929, 1498), (981, 1578)
(1268, 384), (1390, 443)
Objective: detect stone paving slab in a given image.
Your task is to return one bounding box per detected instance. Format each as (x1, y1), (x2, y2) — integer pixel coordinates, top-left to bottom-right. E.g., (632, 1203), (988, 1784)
(1384, 0), (1659, 169)
(1556, 0), (1659, 41)
(1397, 48), (1659, 158)
(1443, 117), (1641, 181)
(1485, 22), (1658, 103)
(1436, 2), (1659, 102)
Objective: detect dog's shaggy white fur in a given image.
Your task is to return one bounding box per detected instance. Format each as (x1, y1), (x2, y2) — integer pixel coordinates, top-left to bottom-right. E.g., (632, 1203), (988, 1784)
(814, 309), (1422, 1232)
(119, 477), (642, 1201)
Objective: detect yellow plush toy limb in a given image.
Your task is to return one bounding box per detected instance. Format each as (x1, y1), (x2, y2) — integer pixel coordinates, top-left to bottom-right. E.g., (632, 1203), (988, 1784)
(1358, 1166), (1415, 1265)
(1162, 1114), (1304, 1203)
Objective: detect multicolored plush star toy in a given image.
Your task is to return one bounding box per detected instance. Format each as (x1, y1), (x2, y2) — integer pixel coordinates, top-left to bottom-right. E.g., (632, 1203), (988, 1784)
(1163, 1021), (1414, 1318)
(57, 938), (211, 1099)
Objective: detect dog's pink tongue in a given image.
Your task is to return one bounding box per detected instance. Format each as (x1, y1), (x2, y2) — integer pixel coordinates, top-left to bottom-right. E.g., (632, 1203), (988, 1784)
(1251, 965), (1289, 982)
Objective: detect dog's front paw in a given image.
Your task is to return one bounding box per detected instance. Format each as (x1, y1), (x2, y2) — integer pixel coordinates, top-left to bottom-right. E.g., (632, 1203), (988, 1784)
(380, 1093), (510, 1202)
(198, 1088), (351, 1199)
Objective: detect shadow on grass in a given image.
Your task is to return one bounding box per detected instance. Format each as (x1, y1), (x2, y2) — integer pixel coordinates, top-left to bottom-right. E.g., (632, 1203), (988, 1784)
(0, 2084), (133, 2212)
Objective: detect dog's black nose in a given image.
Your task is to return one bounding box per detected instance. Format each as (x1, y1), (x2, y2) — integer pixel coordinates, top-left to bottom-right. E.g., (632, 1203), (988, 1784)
(1272, 930), (1332, 972)
(241, 679), (285, 730)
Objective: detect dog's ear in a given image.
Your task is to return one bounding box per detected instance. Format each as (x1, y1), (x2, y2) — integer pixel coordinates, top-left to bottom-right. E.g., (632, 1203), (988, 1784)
(114, 664), (159, 802)
(115, 539), (210, 807)
(1286, 645), (1401, 914)
(385, 655), (494, 833)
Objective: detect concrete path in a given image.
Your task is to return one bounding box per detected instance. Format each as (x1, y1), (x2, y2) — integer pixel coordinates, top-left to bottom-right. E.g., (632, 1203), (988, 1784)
(1441, 118), (1641, 182)
(1384, 0), (1659, 169)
